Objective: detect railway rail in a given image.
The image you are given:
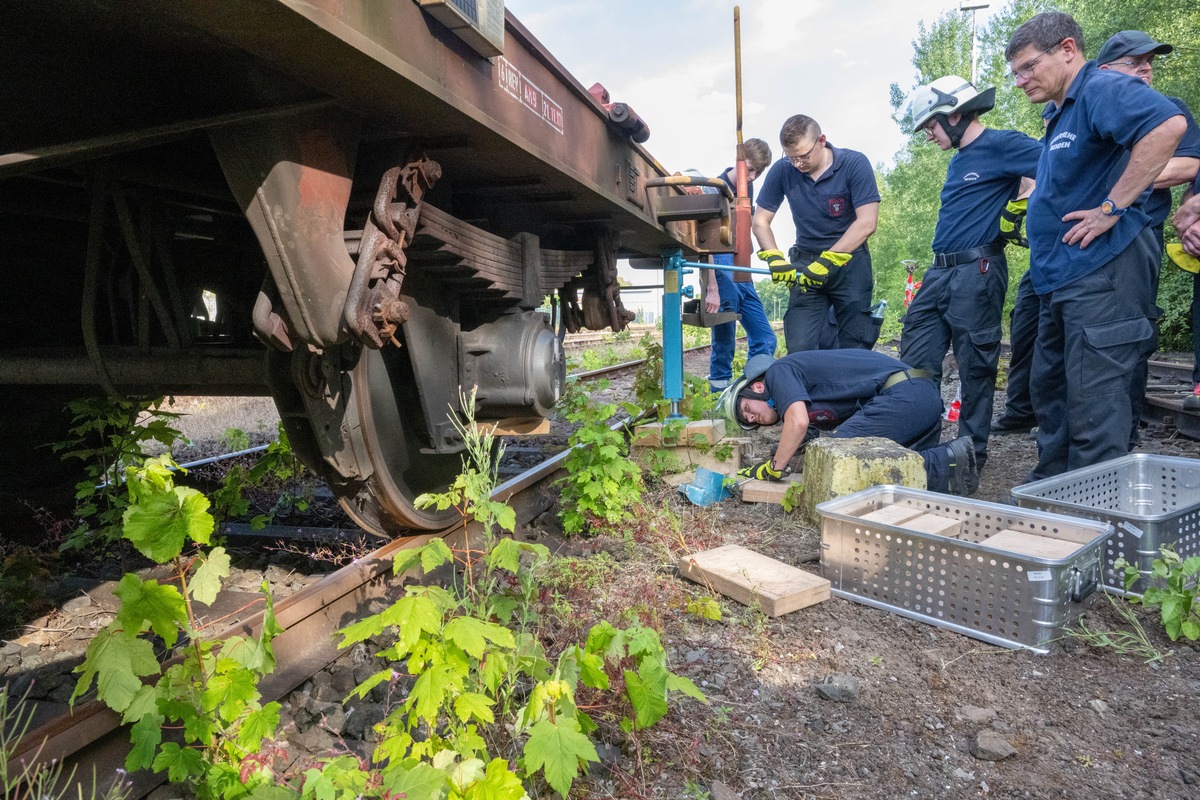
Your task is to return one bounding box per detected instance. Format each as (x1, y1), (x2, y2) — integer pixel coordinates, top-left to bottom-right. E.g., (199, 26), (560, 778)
(1143, 358), (1200, 440)
(4, 342), (713, 798)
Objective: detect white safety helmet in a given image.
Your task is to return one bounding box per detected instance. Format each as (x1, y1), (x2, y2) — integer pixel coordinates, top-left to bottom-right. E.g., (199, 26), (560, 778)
(904, 75), (996, 136)
(717, 353), (775, 431)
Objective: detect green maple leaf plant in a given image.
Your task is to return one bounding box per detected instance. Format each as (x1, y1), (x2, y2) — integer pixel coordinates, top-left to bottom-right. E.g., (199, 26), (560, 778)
(71, 454), (285, 800)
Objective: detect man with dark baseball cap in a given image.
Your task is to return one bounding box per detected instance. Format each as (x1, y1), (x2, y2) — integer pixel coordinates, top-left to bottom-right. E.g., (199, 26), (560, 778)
(1095, 30), (1173, 65)
(1095, 30), (1200, 436)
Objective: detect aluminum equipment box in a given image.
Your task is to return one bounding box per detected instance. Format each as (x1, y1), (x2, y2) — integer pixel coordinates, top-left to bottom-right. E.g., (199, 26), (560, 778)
(1012, 454), (1200, 595)
(817, 486), (1113, 653)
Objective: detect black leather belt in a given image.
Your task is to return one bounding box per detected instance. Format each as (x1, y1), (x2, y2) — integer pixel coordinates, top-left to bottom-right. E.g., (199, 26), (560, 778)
(880, 369), (935, 392)
(931, 241), (1005, 268)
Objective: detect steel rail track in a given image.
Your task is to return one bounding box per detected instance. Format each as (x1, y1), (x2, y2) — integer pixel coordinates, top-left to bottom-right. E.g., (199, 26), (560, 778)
(1142, 358), (1200, 440)
(7, 451), (569, 798)
(7, 343), (717, 796)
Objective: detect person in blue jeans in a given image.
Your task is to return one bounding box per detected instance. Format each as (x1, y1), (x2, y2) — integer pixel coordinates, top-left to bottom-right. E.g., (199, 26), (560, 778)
(699, 138), (779, 392)
(717, 351), (977, 494)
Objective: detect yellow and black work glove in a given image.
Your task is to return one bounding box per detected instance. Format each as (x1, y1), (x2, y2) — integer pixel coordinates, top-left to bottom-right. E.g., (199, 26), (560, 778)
(738, 458), (789, 482)
(999, 198), (1029, 248)
(757, 248), (797, 287)
(1168, 243), (1200, 274)
(796, 250), (852, 290)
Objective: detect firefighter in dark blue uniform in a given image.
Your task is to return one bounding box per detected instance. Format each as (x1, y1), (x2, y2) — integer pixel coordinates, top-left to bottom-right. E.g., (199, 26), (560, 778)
(1092, 31), (1200, 439)
(1004, 12), (1185, 480)
(996, 42), (1200, 440)
(1177, 183), (1200, 411)
(751, 115), (881, 353)
(718, 352), (977, 495)
(899, 75), (1041, 484)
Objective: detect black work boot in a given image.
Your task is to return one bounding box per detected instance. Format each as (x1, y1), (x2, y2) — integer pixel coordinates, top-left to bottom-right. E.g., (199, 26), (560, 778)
(945, 436), (979, 496)
(990, 414), (1036, 435)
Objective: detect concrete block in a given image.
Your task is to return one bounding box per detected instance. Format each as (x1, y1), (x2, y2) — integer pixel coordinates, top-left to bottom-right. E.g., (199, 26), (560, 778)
(800, 436), (926, 524)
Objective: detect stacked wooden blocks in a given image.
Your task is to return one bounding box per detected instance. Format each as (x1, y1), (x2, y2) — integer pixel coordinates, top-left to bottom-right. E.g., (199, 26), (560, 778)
(631, 418), (746, 479)
(631, 419), (811, 506)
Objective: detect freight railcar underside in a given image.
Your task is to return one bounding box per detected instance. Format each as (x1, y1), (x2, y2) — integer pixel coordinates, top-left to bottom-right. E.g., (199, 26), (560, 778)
(0, 0), (724, 534)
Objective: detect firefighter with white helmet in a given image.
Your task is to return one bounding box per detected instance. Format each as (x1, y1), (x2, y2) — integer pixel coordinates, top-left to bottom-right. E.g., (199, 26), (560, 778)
(896, 74), (1041, 492)
(717, 351), (978, 495)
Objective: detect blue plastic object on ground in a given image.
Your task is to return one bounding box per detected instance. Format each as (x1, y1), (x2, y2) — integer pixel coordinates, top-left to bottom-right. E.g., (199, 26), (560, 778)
(679, 467), (732, 506)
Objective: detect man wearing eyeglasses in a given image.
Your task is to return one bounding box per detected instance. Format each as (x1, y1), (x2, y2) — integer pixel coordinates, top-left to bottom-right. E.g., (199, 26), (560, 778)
(1096, 31), (1200, 426)
(897, 75), (1041, 495)
(1004, 12), (1186, 480)
(751, 115), (880, 353)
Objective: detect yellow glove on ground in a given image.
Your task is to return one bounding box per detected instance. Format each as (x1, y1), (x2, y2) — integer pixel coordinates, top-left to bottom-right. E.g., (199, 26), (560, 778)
(757, 248), (798, 287)
(738, 458), (784, 482)
(1168, 243), (1200, 274)
(796, 250), (852, 290)
(999, 198), (1029, 247)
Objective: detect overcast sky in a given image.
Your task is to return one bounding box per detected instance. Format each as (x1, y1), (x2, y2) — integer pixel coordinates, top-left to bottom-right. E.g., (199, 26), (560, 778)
(504, 0), (999, 307)
(507, 0), (998, 173)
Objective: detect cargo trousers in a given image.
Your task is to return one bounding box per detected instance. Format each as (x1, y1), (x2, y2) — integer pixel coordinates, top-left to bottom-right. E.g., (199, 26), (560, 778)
(899, 251), (1008, 471)
(829, 376), (957, 492)
(1028, 228), (1158, 481)
(783, 246), (878, 353)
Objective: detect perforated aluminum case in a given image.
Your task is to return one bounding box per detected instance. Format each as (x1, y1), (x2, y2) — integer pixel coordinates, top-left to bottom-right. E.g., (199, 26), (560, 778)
(1012, 454), (1200, 595)
(817, 486), (1113, 654)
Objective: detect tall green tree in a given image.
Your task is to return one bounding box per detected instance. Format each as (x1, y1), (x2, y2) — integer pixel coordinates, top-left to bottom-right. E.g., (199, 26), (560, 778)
(871, 12), (971, 334)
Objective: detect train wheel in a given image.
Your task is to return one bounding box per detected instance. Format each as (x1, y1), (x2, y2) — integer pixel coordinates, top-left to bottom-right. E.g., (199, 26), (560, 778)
(272, 343), (464, 536)
(339, 343), (464, 533)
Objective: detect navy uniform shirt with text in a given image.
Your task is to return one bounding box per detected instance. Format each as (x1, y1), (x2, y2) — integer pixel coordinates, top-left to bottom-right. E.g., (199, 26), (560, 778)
(931, 128), (1041, 253)
(1143, 96), (1200, 227)
(763, 349), (909, 425)
(1028, 61), (1183, 294)
(755, 143), (880, 253)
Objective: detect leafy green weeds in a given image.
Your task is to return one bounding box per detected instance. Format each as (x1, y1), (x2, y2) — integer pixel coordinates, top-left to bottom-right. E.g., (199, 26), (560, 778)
(52, 395), (186, 553)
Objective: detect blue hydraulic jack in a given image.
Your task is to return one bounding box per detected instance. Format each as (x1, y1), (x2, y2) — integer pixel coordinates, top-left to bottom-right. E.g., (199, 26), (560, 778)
(632, 248), (770, 419)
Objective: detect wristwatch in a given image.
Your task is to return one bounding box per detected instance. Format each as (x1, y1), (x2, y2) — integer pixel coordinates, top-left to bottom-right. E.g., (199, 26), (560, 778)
(1100, 197), (1126, 217)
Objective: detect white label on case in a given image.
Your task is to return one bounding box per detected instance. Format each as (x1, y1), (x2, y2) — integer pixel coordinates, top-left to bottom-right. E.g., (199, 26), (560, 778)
(1027, 570), (1053, 582)
(1119, 521), (1144, 538)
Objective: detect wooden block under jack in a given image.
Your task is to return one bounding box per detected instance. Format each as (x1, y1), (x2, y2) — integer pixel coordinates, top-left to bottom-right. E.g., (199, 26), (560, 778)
(859, 504), (925, 527)
(740, 472), (803, 504)
(679, 544), (831, 616)
(983, 528), (1082, 560)
(473, 417), (550, 437)
(635, 445), (740, 476)
(900, 513), (964, 539)
(631, 418), (726, 447)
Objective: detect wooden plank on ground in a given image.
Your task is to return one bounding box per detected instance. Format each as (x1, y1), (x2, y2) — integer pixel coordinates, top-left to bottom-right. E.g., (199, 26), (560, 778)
(679, 544), (830, 616)
(901, 513), (964, 538)
(983, 529), (1081, 560)
(859, 504), (924, 527)
(741, 472), (803, 504)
